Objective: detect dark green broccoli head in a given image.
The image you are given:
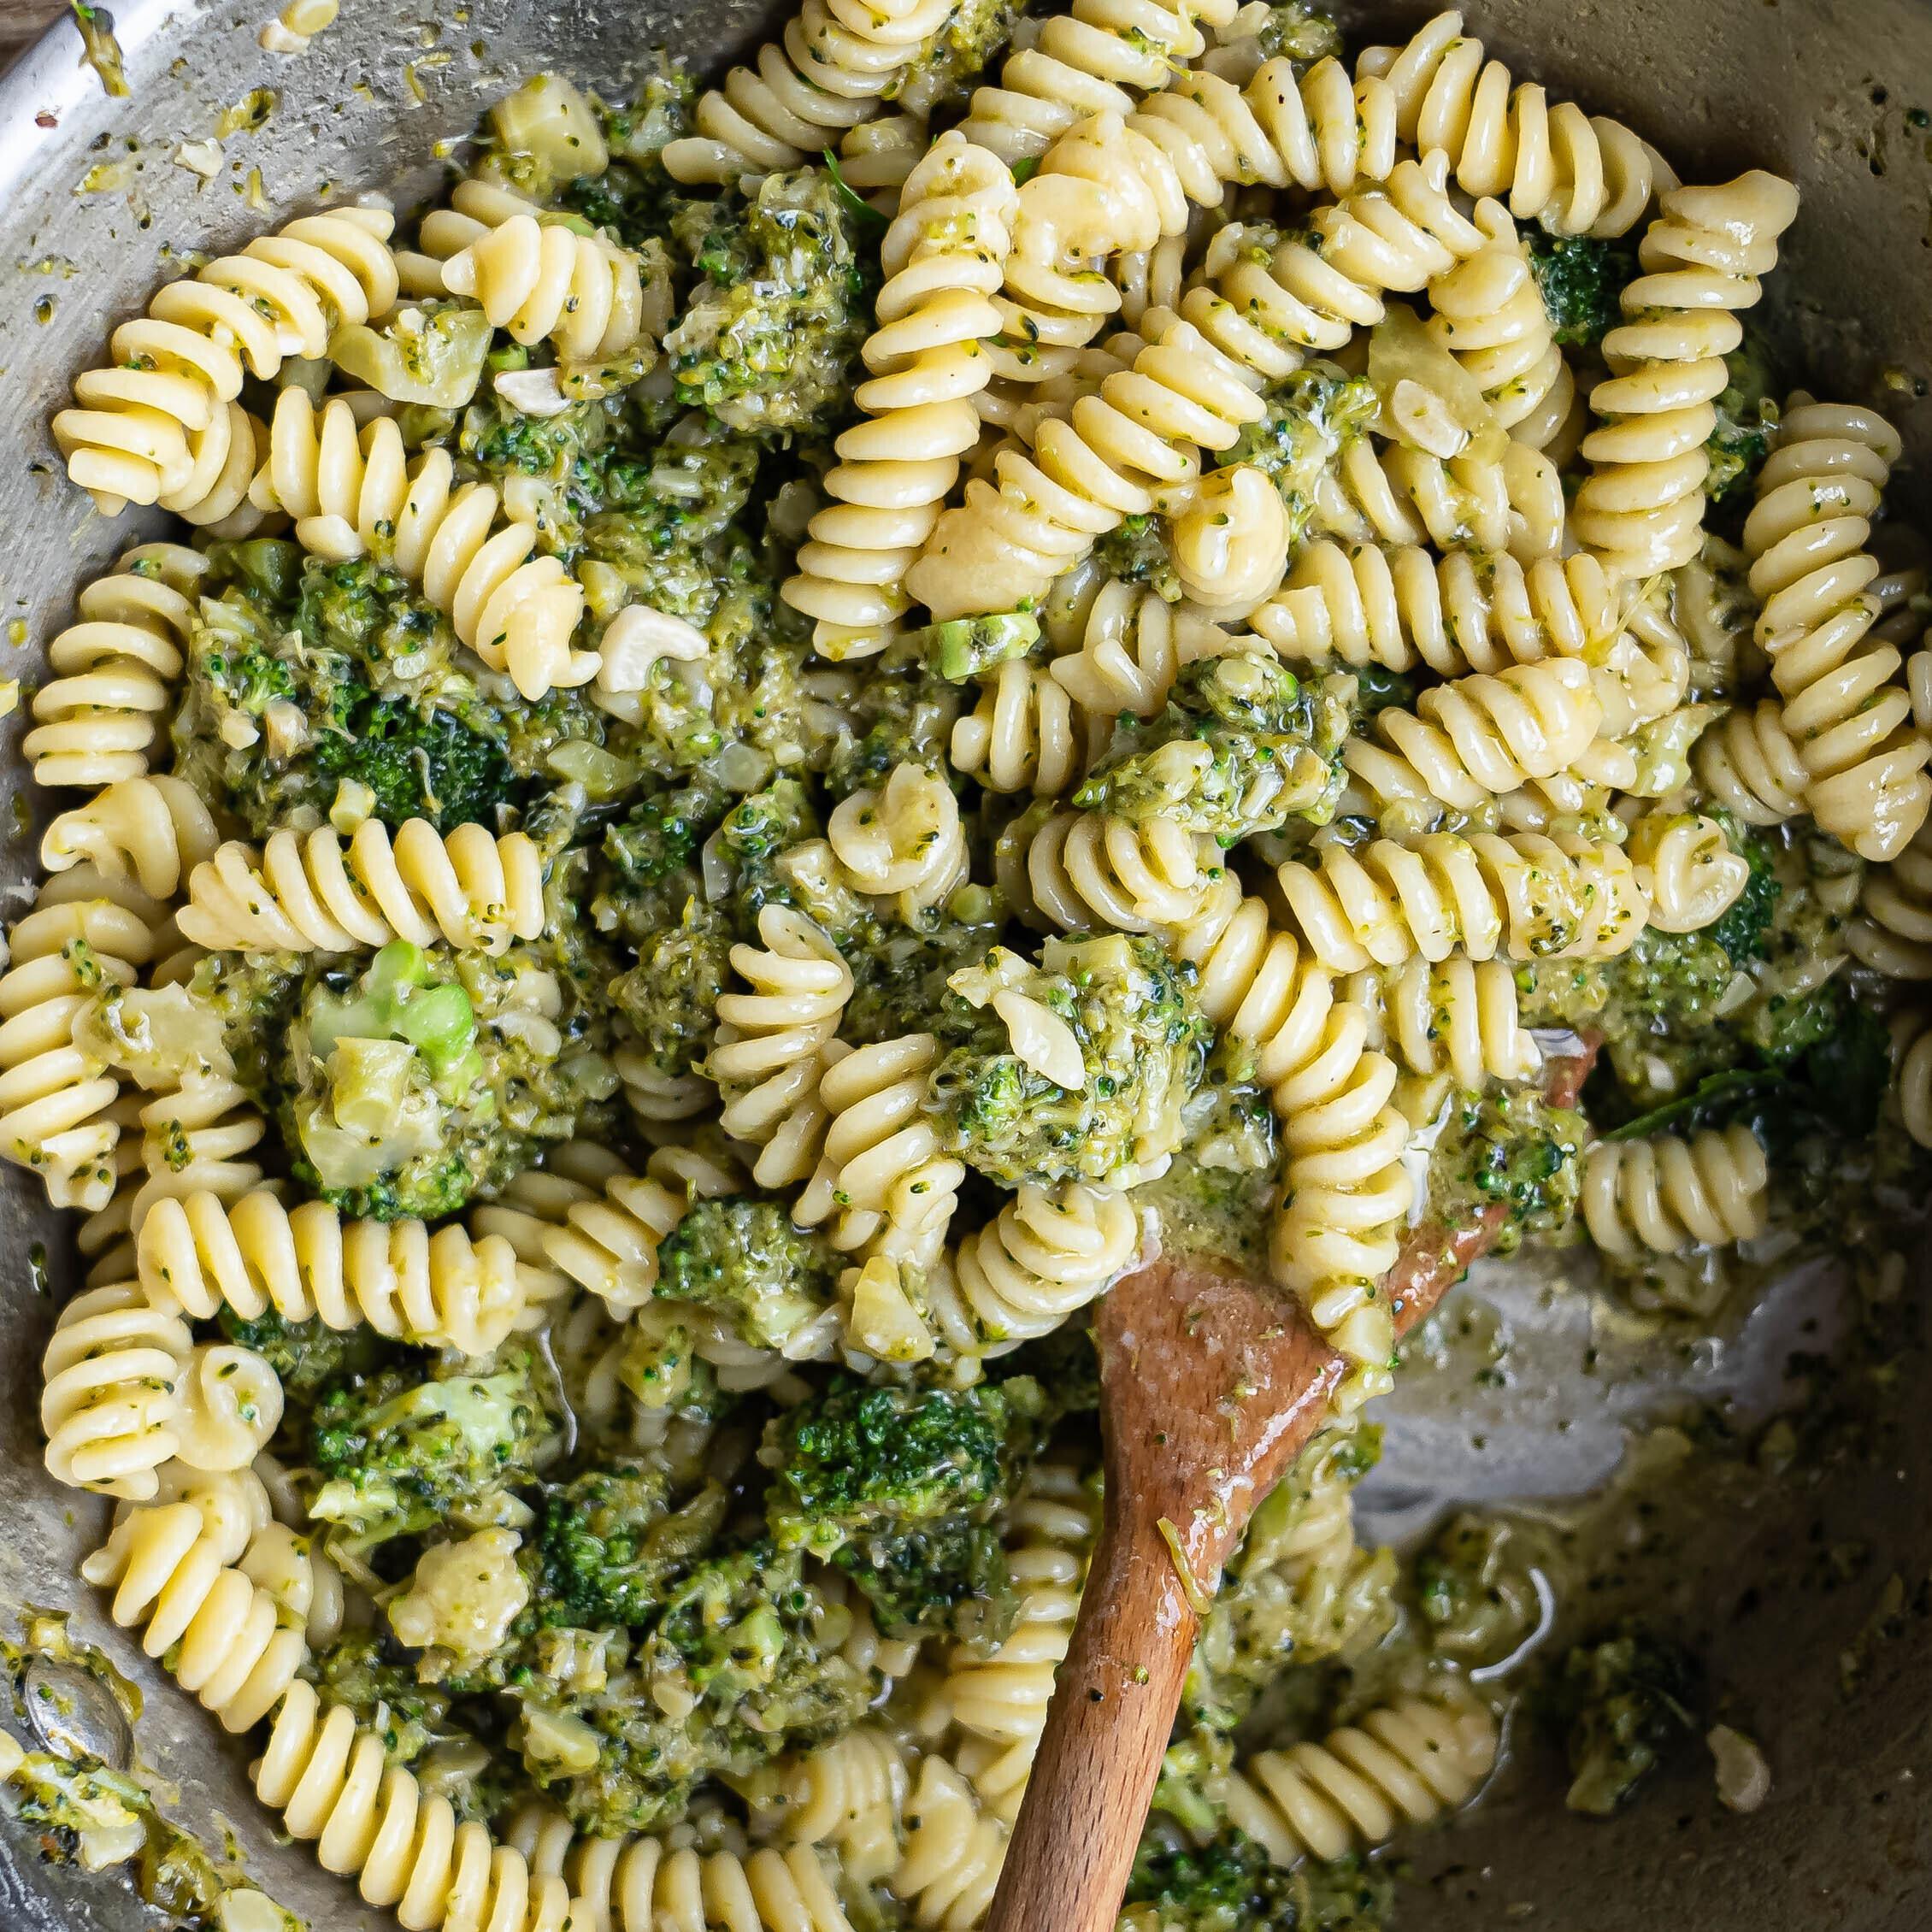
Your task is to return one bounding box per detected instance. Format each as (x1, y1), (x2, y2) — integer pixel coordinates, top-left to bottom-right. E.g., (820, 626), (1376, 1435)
(1125, 1826), (1389, 1932)
(1426, 1085), (1585, 1253)
(1555, 1622), (1701, 1816)
(830, 1516), (1012, 1643)
(306, 1342), (553, 1556)
(215, 1305), (394, 1409)
(1078, 652), (1352, 842)
(1526, 232), (1639, 349)
(1706, 817), (1782, 966)
(1091, 513), (1183, 604)
(536, 1464), (729, 1630)
(309, 693), (519, 833)
(609, 904), (731, 1080)
(655, 1195), (839, 1352)
(1706, 327), (1782, 503)
(1222, 358), (1379, 547)
(460, 391), (621, 558)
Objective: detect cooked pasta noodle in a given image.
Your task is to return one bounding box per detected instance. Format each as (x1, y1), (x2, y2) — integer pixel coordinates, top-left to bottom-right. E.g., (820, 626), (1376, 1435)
(780, 1726), (909, 1884)
(53, 204), (398, 522)
(179, 820), (545, 956)
(1046, 577), (1230, 717)
(39, 1280), (191, 1499)
(1894, 1013), (1932, 1150)
(1626, 811), (1750, 934)
(138, 1188), (526, 1356)
(1168, 462), (1291, 610)
(1221, 1695), (1499, 1864)
(825, 763), (969, 922)
(947, 1181), (1140, 1347)
(170, 1342), (286, 1475)
(1010, 809), (1221, 934)
(1367, 953), (1537, 1087)
(951, 661), (1106, 796)
(783, 133), (1017, 659)
(1275, 829), (1649, 972)
(25, 545), (207, 790)
(1572, 172), (1799, 578)
(1693, 697), (1811, 828)
(1426, 209), (1569, 445)
(1851, 822), (1932, 978)
(1741, 398), (1932, 860)
(1581, 1125), (1770, 1258)
(82, 1500), (307, 1733)
(40, 774), (220, 904)
(441, 215), (656, 367)
(892, 1753), (1009, 1929)
(238, 1520), (346, 1651)
(541, 1163), (686, 1316)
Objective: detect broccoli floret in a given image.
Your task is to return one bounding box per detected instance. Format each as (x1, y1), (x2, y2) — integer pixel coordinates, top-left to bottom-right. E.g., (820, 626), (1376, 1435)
(1076, 652), (1352, 842)
(1091, 513), (1183, 604)
(306, 1343), (553, 1557)
(1706, 327), (1782, 503)
(1525, 232), (1639, 349)
(665, 168), (872, 433)
(610, 902), (732, 1080)
(766, 1371), (1046, 1635)
(1555, 1622), (1701, 1816)
(655, 1195), (839, 1351)
(304, 1630), (453, 1764)
(460, 390), (621, 558)
(537, 1464), (730, 1629)
(823, 663), (966, 801)
(215, 1305), (393, 1409)
(1706, 818), (1782, 966)
(1222, 358), (1379, 545)
(592, 781), (729, 939)
(1124, 1827), (1389, 1932)
(309, 693), (519, 833)
(1424, 1085), (1585, 1252)
(930, 935), (1212, 1189)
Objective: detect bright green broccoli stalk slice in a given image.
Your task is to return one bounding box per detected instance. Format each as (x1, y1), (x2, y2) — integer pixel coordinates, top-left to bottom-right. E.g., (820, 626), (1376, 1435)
(654, 1195), (839, 1351)
(536, 1464), (730, 1629)
(917, 611), (1042, 682)
(929, 934), (1212, 1189)
(1705, 327), (1782, 503)
(1221, 357), (1379, 546)
(1075, 651), (1352, 842)
(1524, 231), (1639, 349)
(1554, 1621), (1701, 1815)
(765, 1372), (1048, 1637)
(306, 1344), (554, 1560)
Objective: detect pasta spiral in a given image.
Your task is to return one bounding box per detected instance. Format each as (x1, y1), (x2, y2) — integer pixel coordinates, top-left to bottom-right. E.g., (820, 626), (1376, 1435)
(1626, 811), (1750, 934)
(1221, 1695), (1499, 1864)
(254, 1682), (572, 1930)
(81, 1500), (306, 1733)
(246, 387), (593, 700)
(40, 774), (220, 904)
(0, 870), (159, 1210)
(951, 661), (1105, 797)
(40, 1280), (191, 1499)
(25, 544), (208, 790)
(780, 1726), (910, 1885)
(468, 1142), (632, 1330)
(1572, 172), (1800, 579)
(662, 0), (955, 184)
(1851, 822), (1932, 979)
(1366, 952), (1537, 1088)
(1009, 809), (1221, 934)
(826, 763), (969, 922)
(170, 1342), (286, 1475)
(542, 1163), (686, 1316)
(179, 820), (545, 956)
(441, 215), (653, 366)
(1251, 544), (1622, 678)
(1047, 576), (1231, 718)
(1693, 697), (1811, 828)
(1426, 210), (1570, 445)
(53, 204), (398, 521)
(138, 1188), (525, 1357)
(1359, 9), (1670, 236)
(706, 906), (855, 1145)
(1741, 399), (1932, 860)
(1341, 659), (1605, 818)
(892, 1753), (1009, 1929)
(1582, 1124), (1770, 1258)
(784, 133), (1018, 658)
(947, 1181), (1139, 1348)
(1274, 829), (1649, 974)
(562, 1835), (851, 1932)
(1894, 1013), (1932, 1151)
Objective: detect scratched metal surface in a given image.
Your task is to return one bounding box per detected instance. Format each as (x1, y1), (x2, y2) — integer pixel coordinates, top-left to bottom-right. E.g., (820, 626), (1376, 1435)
(0, 0), (1929, 1923)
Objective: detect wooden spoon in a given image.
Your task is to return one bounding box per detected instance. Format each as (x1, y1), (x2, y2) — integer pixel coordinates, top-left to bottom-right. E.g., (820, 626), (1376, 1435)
(984, 1046), (1597, 1932)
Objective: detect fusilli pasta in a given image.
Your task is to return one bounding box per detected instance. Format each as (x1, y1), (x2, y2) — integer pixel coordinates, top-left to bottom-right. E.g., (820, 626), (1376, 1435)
(40, 1280), (191, 1499)
(951, 661), (1105, 797)
(825, 763), (969, 923)
(1581, 1124), (1770, 1258)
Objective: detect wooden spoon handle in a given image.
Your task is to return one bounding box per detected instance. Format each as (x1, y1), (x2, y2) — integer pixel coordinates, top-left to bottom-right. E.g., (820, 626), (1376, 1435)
(984, 1497), (1199, 1932)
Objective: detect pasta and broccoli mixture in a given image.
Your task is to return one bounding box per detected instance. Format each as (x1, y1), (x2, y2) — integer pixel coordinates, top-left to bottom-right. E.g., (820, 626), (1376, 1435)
(13, 1), (1932, 1926)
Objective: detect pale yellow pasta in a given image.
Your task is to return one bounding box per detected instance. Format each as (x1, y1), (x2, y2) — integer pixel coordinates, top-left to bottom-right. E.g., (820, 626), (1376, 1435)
(1626, 811), (1750, 934)
(1851, 821), (1932, 978)
(779, 1726), (910, 1885)
(39, 1280), (191, 1500)
(1168, 462), (1291, 610)
(1366, 952), (1537, 1087)
(112, 1067), (272, 1235)
(1741, 398), (1931, 861)
(179, 820), (545, 956)
(1309, 427), (1561, 562)
(138, 1188), (525, 1356)
(1250, 543), (1620, 676)
(945, 1181), (1140, 1349)
(1009, 809), (1221, 934)
(826, 763), (969, 922)
(1893, 1013), (1932, 1150)
(170, 1342), (286, 1474)
(1222, 1695), (1499, 1864)
(441, 215), (656, 366)
(837, 112), (928, 213)
(39, 774), (220, 904)
(541, 1164), (686, 1316)
(1573, 172), (1799, 579)
(82, 1500), (306, 1733)
(53, 204), (398, 521)
(663, 0), (955, 184)
(1693, 697), (1811, 828)
(1275, 829), (1649, 973)
(784, 133), (1017, 658)
(241, 389), (595, 700)
(1341, 658), (1604, 818)
(892, 1753), (1009, 1929)
(253, 1682), (571, 1931)
(1046, 576), (1231, 717)
(238, 1520), (346, 1651)
(1426, 207), (1570, 445)
(25, 545), (208, 790)
(1582, 1125), (1770, 1258)
(951, 661), (1106, 797)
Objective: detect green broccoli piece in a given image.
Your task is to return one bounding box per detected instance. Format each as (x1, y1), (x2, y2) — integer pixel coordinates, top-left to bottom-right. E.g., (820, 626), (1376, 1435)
(1124, 1827), (1389, 1932)
(215, 1305), (394, 1409)
(1705, 819), (1782, 965)
(460, 391), (619, 558)
(654, 1196), (839, 1352)
(304, 1630), (453, 1765)
(929, 935), (1212, 1190)
(1414, 1511), (1553, 1669)
(918, 612), (1041, 685)
(1222, 358), (1379, 545)
(1555, 1622), (1701, 1815)
(1076, 651), (1352, 842)
(823, 663), (966, 802)
(306, 1344), (552, 1556)
(1424, 1085), (1585, 1252)
(609, 902), (731, 1080)
(1526, 232), (1639, 349)
(593, 781), (728, 940)
(1706, 327), (1782, 503)
(1090, 513), (1183, 604)
(537, 1464), (730, 1629)
(309, 692), (519, 833)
